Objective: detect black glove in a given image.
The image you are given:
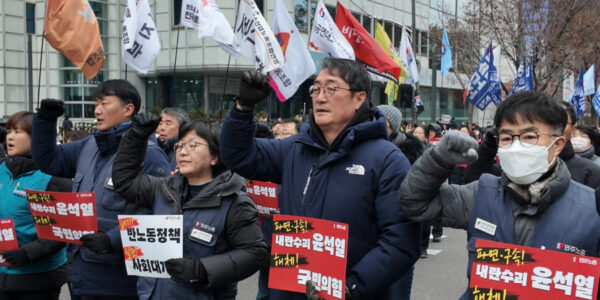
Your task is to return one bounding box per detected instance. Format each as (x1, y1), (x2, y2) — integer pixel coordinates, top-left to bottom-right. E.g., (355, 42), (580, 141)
(431, 130), (479, 167)
(237, 71), (271, 110)
(165, 258), (208, 284)
(37, 99), (65, 121)
(1, 248), (29, 268)
(130, 112), (161, 138)
(80, 232), (112, 254)
(306, 280), (326, 300)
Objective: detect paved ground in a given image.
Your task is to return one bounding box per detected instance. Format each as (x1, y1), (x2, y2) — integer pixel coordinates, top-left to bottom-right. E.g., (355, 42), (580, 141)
(60, 227), (469, 299)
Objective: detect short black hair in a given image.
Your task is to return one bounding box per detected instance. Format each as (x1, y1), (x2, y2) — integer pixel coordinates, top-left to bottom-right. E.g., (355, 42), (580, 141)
(321, 58), (371, 94)
(560, 101), (577, 124)
(577, 125), (599, 146)
(93, 80), (141, 114)
(255, 123), (274, 139)
(178, 120), (226, 176)
(281, 118), (302, 133)
(6, 111), (33, 135)
(493, 92), (567, 135)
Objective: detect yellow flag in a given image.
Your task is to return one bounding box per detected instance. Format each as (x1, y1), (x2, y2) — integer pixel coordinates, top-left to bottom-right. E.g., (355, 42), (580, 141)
(375, 22), (407, 80)
(384, 80), (398, 105)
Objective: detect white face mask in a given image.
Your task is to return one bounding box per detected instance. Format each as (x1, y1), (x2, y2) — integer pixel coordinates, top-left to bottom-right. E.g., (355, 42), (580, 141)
(497, 139), (557, 185)
(571, 136), (592, 153)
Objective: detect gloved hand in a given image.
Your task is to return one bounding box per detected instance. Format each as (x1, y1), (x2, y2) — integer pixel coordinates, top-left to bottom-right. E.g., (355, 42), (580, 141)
(37, 99), (65, 121)
(432, 130), (479, 167)
(130, 112), (161, 138)
(1, 248), (29, 268)
(165, 257), (208, 284)
(306, 280), (326, 300)
(80, 232), (112, 254)
(237, 71), (271, 110)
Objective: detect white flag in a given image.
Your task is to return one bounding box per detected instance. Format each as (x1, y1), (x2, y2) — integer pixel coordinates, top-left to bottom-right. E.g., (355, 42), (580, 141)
(399, 26), (419, 87)
(122, 0), (161, 74)
(268, 0), (316, 102)
(233, 0), (284, 73)
(308, 0), (354, 59)
(583, 65), (595, 96)
(180, 0), (238, 54)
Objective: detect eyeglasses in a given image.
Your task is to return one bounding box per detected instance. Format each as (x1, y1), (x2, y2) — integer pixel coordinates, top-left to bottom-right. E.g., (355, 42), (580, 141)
(497, 132), (558, 148)
(308, 84), (358, 97)
(174, 140), (208, 152)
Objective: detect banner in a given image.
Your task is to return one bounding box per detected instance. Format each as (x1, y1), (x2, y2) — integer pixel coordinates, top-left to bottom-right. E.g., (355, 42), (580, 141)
(44, 0), (105, 80)
(374, 22), (405, 80)
(118, 215), (183, 278)
(268, 215), (349, 300)
(593, 86), (600, 118)
(441, 28), (453, 77)
(269, 0), (316, 102)
(399, 25), (420, 87)
(246, 180), (278, 217)
(335, 2), (401, 82)
(571, 68), (585, 117)
(122, 0), (161, 74)
(469, 239), (600, 300)
(180, 0), (237, 54)
(525, 60), (535, 91)
(509, 60), (534, 96)
(0, 219), (19, 266)
(233, 0), (284, 73)
(26, 190), (97, 244)
(309, 0), (354, 60)
(466, 43), (502, 110)
(583, 65), (596, 96)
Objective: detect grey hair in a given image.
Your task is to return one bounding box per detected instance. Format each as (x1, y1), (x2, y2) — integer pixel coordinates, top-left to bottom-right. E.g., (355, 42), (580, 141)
(161, 107), (189, 125)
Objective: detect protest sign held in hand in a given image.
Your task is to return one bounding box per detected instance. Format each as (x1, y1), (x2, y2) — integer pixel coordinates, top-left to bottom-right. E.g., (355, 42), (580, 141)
(246, 180), (279, 217)
(0, 219), (19, 266)
(25, 189), (98, 244)
(118, 215), (183, 278)
(469, 239), (600, 300)
(269, 214), (349, 300)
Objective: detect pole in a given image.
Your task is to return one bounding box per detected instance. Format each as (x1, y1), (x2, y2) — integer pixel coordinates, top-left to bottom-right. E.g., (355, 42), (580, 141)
(125, 64), (128, 80)
(28, 34), (34, 112)
(431, 45), (438, 123)
(36, 33), (45, 109)
(171, 25), (181, 107)
(218, 56), (232, 123)
(410, 0), (417, 123)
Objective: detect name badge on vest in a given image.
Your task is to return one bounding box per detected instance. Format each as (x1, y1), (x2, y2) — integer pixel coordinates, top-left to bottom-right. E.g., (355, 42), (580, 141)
(189, 221), (217, 246)
(474, 218), (497, 236)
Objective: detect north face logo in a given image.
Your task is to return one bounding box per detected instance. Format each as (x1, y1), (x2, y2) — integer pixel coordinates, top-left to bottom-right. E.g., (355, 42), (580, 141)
(346, 164), (365, 175)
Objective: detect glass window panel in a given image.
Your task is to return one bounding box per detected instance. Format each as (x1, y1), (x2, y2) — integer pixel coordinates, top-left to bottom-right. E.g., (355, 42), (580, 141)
(384, 22), (393, 42)
(421, 31), (428, 55)
(89, 1), (107, 19)
(83, 87), (97, 102)
(84, 104), (96, 118)
(84, 71), (105, 85)
(326, 4), (336, 20)
(173, 75), (205, 112)
(98, 20), (108, 35)
(65, 103), (83, 118)
(26, 3), (35, 34)
(62, 87), (83, 101)
(173, 0), (182, 25)
(61, 70), (82, 85)
(352, 12), (361, 23)
(60, 55), (76, 68)
(394, 24), (402, 48)
(362, 15), (372, 34)
(294, 0), (308, 31)
(255, 0), (264, 13)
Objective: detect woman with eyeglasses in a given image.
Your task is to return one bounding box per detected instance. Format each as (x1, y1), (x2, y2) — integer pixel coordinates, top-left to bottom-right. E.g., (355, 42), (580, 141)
(0, 111), (71, 300)
(112, 113), (267, 300)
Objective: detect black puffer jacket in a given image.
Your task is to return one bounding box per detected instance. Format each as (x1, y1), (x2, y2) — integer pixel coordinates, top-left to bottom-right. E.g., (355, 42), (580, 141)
(559, 141), (600, 189)
(0, 156), (71, 291)
(112, 127), (268, 297)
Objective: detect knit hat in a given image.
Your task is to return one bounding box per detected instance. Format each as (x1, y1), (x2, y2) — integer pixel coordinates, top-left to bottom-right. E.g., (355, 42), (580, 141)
(378, 105), (403, 135)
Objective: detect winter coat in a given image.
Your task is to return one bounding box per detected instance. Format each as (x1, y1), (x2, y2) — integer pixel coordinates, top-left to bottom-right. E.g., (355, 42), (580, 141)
(0, 156), (71, 291)
(398, 147), (600, 260)
(112, 127), (268, 299)
(578, 146), (600, 167)
(159, 137), (178, 171)
(220, 105), (420, 300)
(559, 141), (600, 189)
(31, 117), (170, 297)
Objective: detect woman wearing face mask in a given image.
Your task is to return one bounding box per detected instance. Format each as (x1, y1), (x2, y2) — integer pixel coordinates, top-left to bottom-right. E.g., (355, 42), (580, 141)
(571, 126), (600, 166)
(112, 113), (267, 300)
(413, 125), (430, 147)
(0, 112), (71, 300)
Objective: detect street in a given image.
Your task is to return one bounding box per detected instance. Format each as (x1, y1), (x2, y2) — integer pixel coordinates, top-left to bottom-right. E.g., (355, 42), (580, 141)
(60, 228), (468, 299)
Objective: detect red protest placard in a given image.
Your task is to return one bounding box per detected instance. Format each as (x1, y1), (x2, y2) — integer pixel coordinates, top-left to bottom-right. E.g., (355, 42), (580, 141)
(246, 180), (278, 217)
(0, 219), (19, 266)
(25, 189), (98, 244)
(469, 239), (600, 300)
(268, 214), (349, 300)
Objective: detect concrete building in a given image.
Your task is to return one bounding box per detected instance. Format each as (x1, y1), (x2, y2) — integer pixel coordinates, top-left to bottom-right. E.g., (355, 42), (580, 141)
(1, 0), (478, 127)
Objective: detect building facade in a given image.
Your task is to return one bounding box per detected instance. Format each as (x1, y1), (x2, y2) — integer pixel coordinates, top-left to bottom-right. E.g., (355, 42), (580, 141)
(1, 0), (481, 126)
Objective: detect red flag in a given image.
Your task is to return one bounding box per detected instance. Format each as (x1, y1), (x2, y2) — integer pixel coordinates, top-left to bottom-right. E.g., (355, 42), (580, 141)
(44, 0), (105, 80)
(335, 2), (401, 83)
(463, 88), (468, 105)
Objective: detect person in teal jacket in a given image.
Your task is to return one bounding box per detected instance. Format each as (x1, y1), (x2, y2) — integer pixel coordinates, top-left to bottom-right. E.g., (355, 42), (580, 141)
(0, 111), (71, 300)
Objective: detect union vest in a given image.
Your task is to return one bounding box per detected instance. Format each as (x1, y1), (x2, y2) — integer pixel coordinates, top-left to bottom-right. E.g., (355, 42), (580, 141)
(466, 174), (600, 281)
(137, 181), (236, 300)
(0, 162), (66, 274)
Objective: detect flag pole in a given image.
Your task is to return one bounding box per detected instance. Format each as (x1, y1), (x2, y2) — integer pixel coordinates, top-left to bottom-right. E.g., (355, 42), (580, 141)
(124, 64), (128, 80)
(218, 56), (232, 123)
(170, 25), (181, 107)
(36, 32), (45, 109)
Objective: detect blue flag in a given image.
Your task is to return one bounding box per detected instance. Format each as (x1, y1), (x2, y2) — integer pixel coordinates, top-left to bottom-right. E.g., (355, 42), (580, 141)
(466, 43), (502, 110)
(570, 67), (585, 116)
(593, 86), (600, 118)
(509, 60), (528, 96)
(525, 61), (534, 91)
(441, 28), (452, 77)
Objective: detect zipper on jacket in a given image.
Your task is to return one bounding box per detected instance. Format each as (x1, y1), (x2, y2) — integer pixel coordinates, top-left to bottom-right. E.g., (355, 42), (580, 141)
(300, 165), (314, 208)
(163, 181), (182, 213)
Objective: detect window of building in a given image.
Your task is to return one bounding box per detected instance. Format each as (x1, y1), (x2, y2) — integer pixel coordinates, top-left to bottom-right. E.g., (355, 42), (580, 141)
(326, 4), (336, 20)
(294, 0), (308, 31)
(255, 0), (264, 13)
(394, 24), (402, 49)
(362, 15), (372, 34)
(26, 3), (35, 34)
(384, 21), (393, 41)
(420, 31), (429, 55)
(173, 0), (182, 25)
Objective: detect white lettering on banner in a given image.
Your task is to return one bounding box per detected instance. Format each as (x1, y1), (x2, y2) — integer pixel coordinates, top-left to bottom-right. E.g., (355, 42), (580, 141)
(297, 269), (344, 299)
(0, 229), (15, 242)
(51, 226), (94, 241)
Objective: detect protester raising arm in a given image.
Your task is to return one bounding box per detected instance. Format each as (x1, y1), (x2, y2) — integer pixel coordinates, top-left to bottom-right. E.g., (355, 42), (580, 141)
(399, 130), (479, 229)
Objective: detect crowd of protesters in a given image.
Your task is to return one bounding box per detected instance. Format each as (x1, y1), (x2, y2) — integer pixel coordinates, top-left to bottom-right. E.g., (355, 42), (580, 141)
(0, 58), (599, 300)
